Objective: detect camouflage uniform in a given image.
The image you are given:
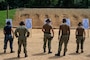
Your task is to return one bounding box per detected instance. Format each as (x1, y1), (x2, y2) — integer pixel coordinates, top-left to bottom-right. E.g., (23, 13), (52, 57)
(15, 25), (29, 57)
(76, 26), (85, 53)
(55, 22), (70, 56)
(44, 33), (52, 51)
(42, 23), (54, 53)
(58, 34), (69, 53)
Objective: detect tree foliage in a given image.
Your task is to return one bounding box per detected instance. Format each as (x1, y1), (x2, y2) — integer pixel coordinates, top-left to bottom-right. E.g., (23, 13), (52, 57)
(0, 0), (89, 10)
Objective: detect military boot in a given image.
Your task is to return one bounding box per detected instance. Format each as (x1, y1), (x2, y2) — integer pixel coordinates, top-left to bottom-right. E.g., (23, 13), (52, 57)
(4, 49), (6, 53)
(25, 53), (28, 57)
(81, 49), (84, 53)
(63, 52), (66, 56)
(55, 51), (60, 56)
(48, 49), (52, 54)
(76, 51), (79, 53)
(10, 49), (14, 53)
(18, 53), (20, 58)
(76, 48), (79, 53)
(44, 48), (46, 53)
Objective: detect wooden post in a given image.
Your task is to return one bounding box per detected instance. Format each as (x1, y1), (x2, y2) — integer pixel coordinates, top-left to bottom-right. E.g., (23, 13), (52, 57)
(7, 4), (9, 19)
(87, 0), (88, 8)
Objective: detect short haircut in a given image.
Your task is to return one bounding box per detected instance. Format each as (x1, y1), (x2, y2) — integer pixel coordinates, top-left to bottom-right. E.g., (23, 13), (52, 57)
(19, 21), (25, 25)
(6, 21), (11, 25)
(78, 22), (82, 26)
(62, 19), (66, 23)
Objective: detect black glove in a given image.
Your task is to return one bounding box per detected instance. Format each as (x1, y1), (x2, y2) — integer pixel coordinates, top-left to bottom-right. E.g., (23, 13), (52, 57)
(27, 35), (29, 37)
(48, 36), (53, 40)
(16, 35), (18, 38)
(51, 36), (53, 40)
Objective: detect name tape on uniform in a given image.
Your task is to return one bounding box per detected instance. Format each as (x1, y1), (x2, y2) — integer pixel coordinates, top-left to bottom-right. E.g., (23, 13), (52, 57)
(6, 19), (12, 27)
(25, 19), (32, 29)
(83, 18), (89, 29)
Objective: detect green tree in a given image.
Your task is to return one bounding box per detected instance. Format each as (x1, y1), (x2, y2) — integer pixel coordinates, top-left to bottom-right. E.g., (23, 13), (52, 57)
(50, 0), (58, 7)
(0, 1), (7, 10)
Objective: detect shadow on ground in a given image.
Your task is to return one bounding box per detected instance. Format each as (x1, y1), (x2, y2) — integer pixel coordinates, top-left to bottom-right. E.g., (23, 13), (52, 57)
(32, 52), (47, 56)
(4, 57), (26, 60)
(48, 55), (63, 59)
(86, 54), (90, 57)
(69, 52), (81, 55)
(0, 52), (11, 55)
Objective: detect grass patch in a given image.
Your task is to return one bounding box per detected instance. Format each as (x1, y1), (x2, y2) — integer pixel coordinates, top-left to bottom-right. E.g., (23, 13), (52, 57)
(0, 9), (16, 28)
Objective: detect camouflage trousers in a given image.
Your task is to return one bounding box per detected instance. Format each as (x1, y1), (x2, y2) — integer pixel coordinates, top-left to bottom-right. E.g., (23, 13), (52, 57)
(76, 36), (85, 51)
(58, 35), (69, 53)
(18, 36), (27, 54)
(43, 33), (52, 50)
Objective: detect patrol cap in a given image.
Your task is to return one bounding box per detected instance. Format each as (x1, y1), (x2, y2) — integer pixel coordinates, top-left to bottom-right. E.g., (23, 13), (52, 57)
(46, 19), (51, 23)
(19, 21), (25, 25)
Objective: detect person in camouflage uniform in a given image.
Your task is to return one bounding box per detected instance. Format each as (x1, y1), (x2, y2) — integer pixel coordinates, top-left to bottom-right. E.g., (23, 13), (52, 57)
(75, 22), (86, 53)
(55, 19), (70, 56)
(15, 21), (30, 58)
(42, 19), (54, 54)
